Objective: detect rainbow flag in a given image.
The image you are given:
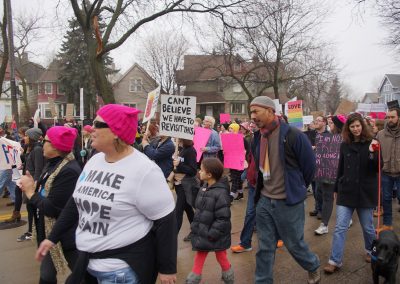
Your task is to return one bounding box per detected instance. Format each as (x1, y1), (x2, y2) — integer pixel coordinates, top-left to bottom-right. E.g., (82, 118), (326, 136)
(287, 100), (303, 129)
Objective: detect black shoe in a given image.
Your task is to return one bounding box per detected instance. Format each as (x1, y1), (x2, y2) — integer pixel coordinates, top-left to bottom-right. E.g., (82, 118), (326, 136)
(230, 195), (234, 204)
(309, 210), (318, 216)
(234, 193), (244, 201)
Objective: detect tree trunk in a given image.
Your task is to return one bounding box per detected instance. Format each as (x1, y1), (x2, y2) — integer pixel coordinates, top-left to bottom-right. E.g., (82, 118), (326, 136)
(20, 76), (30, 120)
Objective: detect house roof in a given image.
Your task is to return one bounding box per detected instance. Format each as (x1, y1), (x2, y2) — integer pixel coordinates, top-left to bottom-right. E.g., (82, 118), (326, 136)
(386, 74), (400, 88)
(38, 60), (62, 82)
(113, 63), (156, 87)
(0, 56), (45, 83)
(361, 92), (379, 103)
(183, 91), (225, 104)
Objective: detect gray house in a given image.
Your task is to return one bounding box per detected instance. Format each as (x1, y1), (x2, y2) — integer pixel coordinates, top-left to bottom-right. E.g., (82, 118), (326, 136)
(378, 74), (400, 105)
(113, 63), (158, 118)
(361, 93), (379, 104)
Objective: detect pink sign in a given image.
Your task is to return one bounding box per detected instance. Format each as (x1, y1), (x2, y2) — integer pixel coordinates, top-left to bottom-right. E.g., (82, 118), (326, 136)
(369, 112), (386, 119)
(220, 113), (231, 124)
(193, 127), (212, 162)
(220, 133), (245, 170)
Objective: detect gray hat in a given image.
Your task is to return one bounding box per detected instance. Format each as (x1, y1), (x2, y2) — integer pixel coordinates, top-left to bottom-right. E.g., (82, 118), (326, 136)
(26, 128), (43, 141)
(250, 96), (276, 111)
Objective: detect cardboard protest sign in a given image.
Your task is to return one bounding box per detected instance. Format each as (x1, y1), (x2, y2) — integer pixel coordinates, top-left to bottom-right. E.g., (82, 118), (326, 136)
(220, 133), (245, 170)
(66, 104), (74, 119)
(303, 115), (314, 125)
(220, 113), (231, 124)
(287, 100), (303, 129)
(142, 86), (161, 123)
(314, 133), (342, 182)
(193, 126), (211, 162)
(0, 137), (22, 170)
(159, 95), (196, 140)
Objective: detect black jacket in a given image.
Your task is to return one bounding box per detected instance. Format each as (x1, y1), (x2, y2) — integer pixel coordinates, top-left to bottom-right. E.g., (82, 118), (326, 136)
(335, 141), (379, 208)
(175, 146), (197, 177)
(24, 142), (45, 181)
(30, 156), (81, 251)
(144, 137), (175, 178)
(191, 179), (231, 251)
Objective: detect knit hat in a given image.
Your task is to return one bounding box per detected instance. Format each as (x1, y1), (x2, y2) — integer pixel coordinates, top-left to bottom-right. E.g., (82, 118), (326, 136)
(332, 115), (347, 131)
(250, 96), (276, 111)
(229, 123), (240, 133)
(47, 126), (77, 152)
(240, 122), (250, 131)
(26, 128), (42, 141)
(97, 104), (142, 144)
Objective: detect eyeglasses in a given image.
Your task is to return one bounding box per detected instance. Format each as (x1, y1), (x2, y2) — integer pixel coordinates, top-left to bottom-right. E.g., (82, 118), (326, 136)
(93, 121), (109, 129)
(43, 139), (51, 144)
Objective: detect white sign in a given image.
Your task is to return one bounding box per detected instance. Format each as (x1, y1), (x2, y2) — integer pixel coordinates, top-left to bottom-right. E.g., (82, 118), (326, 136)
(272, 99), (282, 114)
(80, 88), (84, 120)
(303, 115), (314, 125)
(0, 105), (5, 124)
(159, 95), (196, 140)
(357, 103), (387, 113)
(142, 86), (161, 123)
(0, 137), (22, 170)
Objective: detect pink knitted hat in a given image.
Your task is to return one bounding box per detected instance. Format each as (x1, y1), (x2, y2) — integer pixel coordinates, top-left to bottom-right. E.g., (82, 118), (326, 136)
(83, 125), (93, 133)
(47, 126), (78, 152)
(97, 104), (142, 145)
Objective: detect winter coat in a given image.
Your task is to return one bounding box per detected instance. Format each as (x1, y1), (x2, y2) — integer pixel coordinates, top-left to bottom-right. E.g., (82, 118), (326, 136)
(376, 124), (400, 175)
(143, 137), (175, 178)
(191, 179), (231, 251)
(24, 142), (45, 181)
(335, 141), (379, 208)
(175, 146), (199, 207)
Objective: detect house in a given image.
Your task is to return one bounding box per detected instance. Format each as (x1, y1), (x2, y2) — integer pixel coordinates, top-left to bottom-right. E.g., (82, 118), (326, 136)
(112, 63), (158, 117)
(378, 74), (400, 105)
(361, 92), (379, 104)
(175, 54), (289, 121)
(0, 64), (22, 123)
(36, 60), (68, 124)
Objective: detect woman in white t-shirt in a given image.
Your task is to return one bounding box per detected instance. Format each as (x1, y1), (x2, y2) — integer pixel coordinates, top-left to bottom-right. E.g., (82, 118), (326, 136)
(34, 104), (177, 284)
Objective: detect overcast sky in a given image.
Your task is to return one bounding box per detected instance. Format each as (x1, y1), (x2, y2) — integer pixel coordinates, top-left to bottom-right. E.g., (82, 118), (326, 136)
(6, 0), (400, 101)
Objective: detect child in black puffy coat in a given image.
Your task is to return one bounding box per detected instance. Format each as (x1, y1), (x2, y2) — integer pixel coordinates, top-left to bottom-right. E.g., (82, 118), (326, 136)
(185, 158), (234, 284)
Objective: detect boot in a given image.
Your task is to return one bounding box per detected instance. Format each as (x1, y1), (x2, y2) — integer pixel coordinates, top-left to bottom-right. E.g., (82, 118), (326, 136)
(185, 272), (201, 284)
(222, 267), (234, 284)
(4, 211), (21, 223)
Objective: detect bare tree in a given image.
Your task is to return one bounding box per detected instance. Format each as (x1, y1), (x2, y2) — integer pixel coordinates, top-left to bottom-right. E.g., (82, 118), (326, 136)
(0, 0), (8, 93)
(325, 75), (343, 115)
(68, 0), (249, 104)
(139, 30), (189, 94)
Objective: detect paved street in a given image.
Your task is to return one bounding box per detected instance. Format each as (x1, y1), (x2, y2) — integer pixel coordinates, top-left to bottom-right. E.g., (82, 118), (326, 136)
(0, 191), (399, 284)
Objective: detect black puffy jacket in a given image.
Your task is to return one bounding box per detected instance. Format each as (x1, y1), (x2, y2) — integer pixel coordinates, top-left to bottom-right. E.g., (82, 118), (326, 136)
(190, 179), (231, 251)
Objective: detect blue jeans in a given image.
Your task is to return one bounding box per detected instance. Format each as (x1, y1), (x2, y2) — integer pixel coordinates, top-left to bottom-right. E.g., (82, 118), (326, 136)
(0, 169), (16, 202)
(88, 267), (139, 284)
(239, 184), (256, 248)
(255, 195), (320, 283)
(329, 205), (375, 266)
(381, 174), (400, 226)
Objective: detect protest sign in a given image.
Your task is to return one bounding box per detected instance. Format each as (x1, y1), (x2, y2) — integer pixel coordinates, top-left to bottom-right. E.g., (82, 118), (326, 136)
(48, 98), (57, 118)
(159, 95), (196, 140)
(387, 100), (399, 110)
(142, 86), (161, 123)
(287, 100), (303, 129)
(314, 133), (342, 182)
(220, 113), (231, 124)
(193, 126), (211, 162)
(0, 105), (5, 124)
(0, 137), (22, 171)
(303, 115), (314, 125)
(220, 133), (245, 170)
(66, 104), (74, 119)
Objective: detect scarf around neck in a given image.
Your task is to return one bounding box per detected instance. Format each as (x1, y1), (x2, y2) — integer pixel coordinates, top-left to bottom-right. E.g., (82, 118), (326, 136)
(259, 116), (280, 181)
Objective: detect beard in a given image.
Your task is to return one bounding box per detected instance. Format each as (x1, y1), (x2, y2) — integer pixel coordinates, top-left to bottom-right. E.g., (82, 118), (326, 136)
(388, 121), (399, 129)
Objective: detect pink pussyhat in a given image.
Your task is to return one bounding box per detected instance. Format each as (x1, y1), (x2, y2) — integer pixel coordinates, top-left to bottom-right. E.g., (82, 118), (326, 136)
(47, 126), (78, 152)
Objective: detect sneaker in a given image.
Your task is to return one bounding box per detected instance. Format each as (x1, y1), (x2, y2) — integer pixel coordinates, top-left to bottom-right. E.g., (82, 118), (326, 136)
(183, 233), (192, 242)
(17, 232), (32, 242)
(231, 244), (252, 253)
(308, 268), (321, 284)
(348, 219), (353, 228)
(376, 225), (394, 233)
(314, 223), (328, 235)
(276, 240), (284, 248)
(323, 263), (340, 274)
(234, 192), (244, 201)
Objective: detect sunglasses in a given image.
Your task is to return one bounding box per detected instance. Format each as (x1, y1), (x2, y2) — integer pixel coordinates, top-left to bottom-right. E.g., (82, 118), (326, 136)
(43, 139), (51, 144)
(93, 121), (109, 129)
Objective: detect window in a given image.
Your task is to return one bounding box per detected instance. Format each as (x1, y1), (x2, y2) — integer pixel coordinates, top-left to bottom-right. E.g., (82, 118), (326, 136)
(38, 103), (53, 119)
(129, 78), (142, 92)
(122, 103), (137, 108)
(230, 103), (246, 114)
(232, 83), (242, 93)
(45, 83), (52, 94)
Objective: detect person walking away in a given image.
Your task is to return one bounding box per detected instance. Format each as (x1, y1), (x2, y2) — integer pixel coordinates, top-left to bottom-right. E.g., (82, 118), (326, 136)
(186, 158), (234, 284)
(323, 113), (379, 274)
(249, 96), (320, 284)
(375, 108), (400, 231)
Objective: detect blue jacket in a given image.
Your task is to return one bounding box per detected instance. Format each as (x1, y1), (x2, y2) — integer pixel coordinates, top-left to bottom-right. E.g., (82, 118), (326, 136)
(144, 137), (175, 178)
(203, 129), (221, 158)
(251, 122), (316, 205)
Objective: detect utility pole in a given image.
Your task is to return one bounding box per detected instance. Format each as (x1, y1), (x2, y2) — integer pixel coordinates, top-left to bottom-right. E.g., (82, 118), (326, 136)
(5, 0), (18, 126)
